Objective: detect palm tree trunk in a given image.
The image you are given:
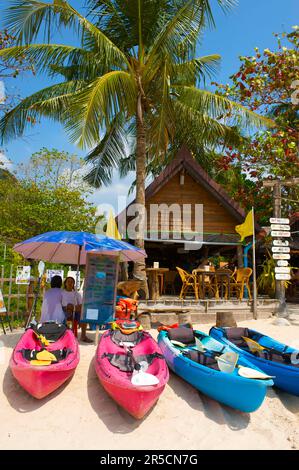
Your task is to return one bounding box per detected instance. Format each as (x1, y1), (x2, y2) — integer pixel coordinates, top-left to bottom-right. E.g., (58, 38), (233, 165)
(133, 92), (148, 296)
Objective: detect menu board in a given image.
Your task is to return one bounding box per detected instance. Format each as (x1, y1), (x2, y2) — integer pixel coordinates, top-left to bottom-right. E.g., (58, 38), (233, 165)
(82, 253), (119, 325)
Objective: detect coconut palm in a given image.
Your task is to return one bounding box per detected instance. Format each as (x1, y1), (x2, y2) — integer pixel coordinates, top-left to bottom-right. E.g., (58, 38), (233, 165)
(0, 0), (273, 279)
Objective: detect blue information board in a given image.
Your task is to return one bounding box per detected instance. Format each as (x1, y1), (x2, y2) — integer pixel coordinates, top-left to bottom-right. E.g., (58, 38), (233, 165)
(82, 253), (119, 325)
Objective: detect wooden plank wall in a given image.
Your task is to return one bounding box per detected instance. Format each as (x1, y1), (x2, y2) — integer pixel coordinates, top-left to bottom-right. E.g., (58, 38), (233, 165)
(145, 172), (239, 237)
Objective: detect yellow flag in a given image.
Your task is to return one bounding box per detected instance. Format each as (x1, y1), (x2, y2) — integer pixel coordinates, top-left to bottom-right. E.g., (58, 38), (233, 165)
(106, 210), (121, 240)
(235, 210), (254, 242)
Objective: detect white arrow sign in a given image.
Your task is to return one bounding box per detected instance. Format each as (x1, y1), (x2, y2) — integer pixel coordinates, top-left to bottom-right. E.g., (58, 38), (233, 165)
(277, 260), (289, 267)
(275, 267), (291, 274)
(271, 224), (291, 231)
(275, 273), (291, 281)
(271, 231), (291, 237)
(273, 239), (289, 246)
(272, 246), (290, 253)
(270, 217), (290, 224)
(273, 254), (291, 260)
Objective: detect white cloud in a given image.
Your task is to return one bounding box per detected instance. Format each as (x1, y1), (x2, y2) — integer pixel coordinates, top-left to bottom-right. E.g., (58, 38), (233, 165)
(88, 172), (135, 216)
(0, 81), (5, 103)
(0, 151), (13, 171)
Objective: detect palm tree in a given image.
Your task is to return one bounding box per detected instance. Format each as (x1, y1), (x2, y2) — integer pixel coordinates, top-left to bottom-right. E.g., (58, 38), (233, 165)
(0, 0), (273, 280)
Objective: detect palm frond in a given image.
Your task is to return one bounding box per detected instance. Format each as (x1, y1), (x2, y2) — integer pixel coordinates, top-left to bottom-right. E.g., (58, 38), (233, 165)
(0, 43), (95, 76)
(0, 80), (84, 143)
(4, 0), (129, 68)
(84, 116), (131, 188)
(64, 71), (136, 148)
(172, 54), (221, 86)
(176, 86), (275, 129)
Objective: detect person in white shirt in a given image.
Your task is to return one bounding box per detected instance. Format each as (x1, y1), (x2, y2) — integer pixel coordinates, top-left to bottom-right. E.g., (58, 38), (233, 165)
(62, 276), (92, 343)
(40, 276), (65, 323)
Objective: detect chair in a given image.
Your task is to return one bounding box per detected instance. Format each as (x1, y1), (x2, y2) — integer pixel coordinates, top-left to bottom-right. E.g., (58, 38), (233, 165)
(176, 267), (198, 299)
(230, 268), (252, 300)
(163, 270), (178, 295)
(214, 268), (233, 300)
(192, 267), (215, 299)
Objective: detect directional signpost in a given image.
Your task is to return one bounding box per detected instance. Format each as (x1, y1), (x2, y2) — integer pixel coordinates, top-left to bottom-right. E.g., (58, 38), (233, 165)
(270, 218), (291, 300)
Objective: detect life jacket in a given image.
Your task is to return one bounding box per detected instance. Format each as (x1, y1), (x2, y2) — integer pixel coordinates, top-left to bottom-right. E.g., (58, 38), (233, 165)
(111, 319), (143, 335)
(115, 296), (138, 320)
(21, 347), (72, 366)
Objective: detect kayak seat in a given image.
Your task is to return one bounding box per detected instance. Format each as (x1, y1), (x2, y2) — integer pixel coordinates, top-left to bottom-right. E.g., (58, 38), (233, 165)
(21, 347), (72, 363)
(183, 350), (219, 371)
(225, 327), (250, 348)
(168, 327), (195, 345)
(258, 349), (299, 367)
(101, 352), (164, 373)
(110, 329), (144, 346)
(32, 322), (67, 342)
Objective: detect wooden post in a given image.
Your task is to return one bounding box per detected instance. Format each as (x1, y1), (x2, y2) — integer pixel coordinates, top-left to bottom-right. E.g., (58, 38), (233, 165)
(216, 311), (237, 327)
(95, 324), (100, 346)
(7, 264), (13, 321)
(16, 283), (20, 319)
(237, 245), (244, 268)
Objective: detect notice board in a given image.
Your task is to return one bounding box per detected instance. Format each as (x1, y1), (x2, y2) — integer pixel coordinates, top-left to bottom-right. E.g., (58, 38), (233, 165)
(82, 253), (119, 325)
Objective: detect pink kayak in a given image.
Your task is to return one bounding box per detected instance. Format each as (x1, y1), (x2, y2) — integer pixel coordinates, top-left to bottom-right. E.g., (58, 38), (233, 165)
(95, 323), (169, 419)
(10, 322), (79, 399)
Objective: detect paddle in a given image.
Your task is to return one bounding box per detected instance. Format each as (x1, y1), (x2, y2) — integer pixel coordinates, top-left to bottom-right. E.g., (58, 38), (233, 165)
(26, 261), (45, 329)
(119, 342), (159, 387)
(194, 336), (274, 379)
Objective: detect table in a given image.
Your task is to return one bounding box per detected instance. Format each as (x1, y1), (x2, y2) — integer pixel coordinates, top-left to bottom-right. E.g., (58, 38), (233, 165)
(146, 268), (169, 300)
(192, 269), (231, 299)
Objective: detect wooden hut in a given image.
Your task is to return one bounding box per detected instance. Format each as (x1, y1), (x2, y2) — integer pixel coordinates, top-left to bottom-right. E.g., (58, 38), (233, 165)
(118, 147), (251, 280)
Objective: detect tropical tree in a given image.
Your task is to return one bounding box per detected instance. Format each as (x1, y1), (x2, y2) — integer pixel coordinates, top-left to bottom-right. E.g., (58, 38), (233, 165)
(214, 28), (299, 222)
(0, 0), (273, 278)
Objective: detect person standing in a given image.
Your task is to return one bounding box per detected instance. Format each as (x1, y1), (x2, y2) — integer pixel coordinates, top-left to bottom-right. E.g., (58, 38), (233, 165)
(40, 275), (64, 323)
(62, 276), (92, 343)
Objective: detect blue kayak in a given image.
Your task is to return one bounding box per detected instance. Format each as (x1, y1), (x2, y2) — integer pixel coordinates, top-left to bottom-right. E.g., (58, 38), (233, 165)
(158, 327), (273, 412)
(210, 326), (299, 396)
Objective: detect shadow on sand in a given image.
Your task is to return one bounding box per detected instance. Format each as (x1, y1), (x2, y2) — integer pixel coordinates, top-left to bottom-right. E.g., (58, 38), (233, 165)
(269, 387), (299, 415)
(3, 366), (75, 413)
(87, 358), (158, 433)
(0, 331), (23, 349)
(167, 371), (251, 430)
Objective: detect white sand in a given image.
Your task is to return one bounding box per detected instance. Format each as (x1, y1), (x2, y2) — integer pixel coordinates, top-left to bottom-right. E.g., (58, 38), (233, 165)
(0, 316), (299, 450)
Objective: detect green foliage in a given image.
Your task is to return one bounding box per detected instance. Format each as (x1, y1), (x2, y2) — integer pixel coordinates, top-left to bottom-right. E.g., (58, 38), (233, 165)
(0, 148), (98, 246)
(214, 28), (299, 222)
(0, 1), (272, 187)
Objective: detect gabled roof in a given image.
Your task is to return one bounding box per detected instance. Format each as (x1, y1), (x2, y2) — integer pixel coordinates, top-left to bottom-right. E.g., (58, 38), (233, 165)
(143, 146), (246, 223)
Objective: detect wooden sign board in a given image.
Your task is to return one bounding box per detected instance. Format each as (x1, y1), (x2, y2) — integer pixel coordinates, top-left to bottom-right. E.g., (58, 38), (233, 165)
(82, 253), (119, 326)
(271, 224), (290, 231)
(271, 231), (291, 238)
(275, 273), (291, 281)
(277, 260), (289, 267)
(270, 218), (289, 224)
(273, 239), (289, 246)
(272, 246), (290, 253)
(46, 269), (64, 283)
(275, 267), (291, 274)
(273, 253), (291, 260)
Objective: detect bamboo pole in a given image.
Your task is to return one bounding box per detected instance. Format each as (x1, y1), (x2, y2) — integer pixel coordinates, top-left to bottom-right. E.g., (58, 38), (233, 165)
(252, 207), (258, 319)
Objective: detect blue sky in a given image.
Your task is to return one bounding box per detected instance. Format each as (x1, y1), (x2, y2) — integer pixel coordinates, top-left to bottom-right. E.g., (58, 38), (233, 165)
(0, 0), (298, 211)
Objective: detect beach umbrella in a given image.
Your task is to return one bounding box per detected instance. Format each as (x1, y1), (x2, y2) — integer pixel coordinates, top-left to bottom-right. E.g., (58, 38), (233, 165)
(13, 231), (146, 265)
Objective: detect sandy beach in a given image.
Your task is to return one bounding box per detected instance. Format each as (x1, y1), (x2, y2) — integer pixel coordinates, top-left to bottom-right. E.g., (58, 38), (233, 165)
(1, 316), (299, 450)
